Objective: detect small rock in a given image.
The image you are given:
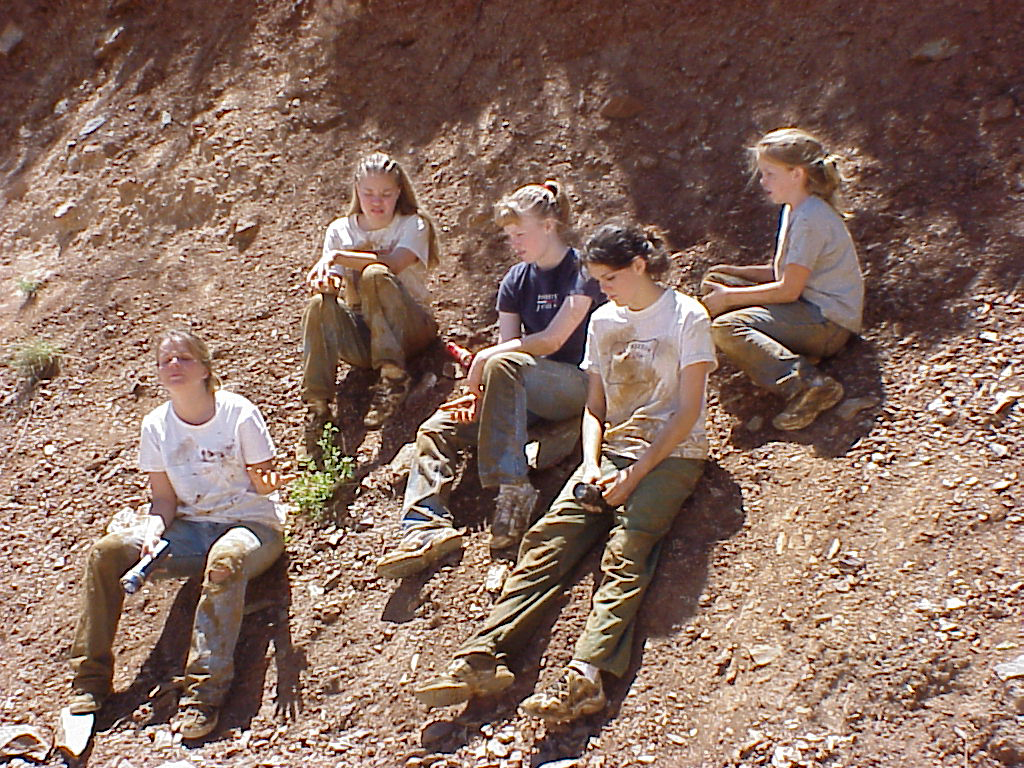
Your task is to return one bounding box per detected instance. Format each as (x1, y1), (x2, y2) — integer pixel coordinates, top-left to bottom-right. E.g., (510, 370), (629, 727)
(536, 759), (580, 768)
(0, 725), (51, 762)
(152, 728), (174, 749)
(944, 597), (967, 611)
(420, 721), (459, 747)
(79, 116), (107, 138)
(748, 644), (782, 667)
(981, 97), (1015, 124)
(995, 655), (1024, 682)
(485, 563), (508, 593)
(835, 396), (879, 421)
(94, 25), (126, 58)
(160, 110), (173, 128)
(746, 414), (764, 431)
(599, 94), (644, 120)
(230, 218), (260, 251)
(0, 22), (24, 55)
(911, 38), (959, 62)
(154, 762), (196, 768)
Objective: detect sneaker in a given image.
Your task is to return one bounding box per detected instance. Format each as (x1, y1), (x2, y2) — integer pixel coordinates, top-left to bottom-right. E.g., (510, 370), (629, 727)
(174, 703), (219, 740)
(489, 482), (539, 549)
(413, 653), (515, 708)
(68, 689), (107, 715)
(364, 372), (410, 428)
(301, 400), (333, 459)
(772, 375), (844, 431)
(375, 523), (463, 580)
(519, 667), (606, 723)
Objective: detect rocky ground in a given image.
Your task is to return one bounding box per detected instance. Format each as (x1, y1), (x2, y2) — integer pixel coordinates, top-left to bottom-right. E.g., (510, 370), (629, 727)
(1, 0), (1022, 766)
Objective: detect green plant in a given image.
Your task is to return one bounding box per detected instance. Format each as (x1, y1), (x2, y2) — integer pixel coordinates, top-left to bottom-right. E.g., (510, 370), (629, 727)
(289, 423), (355, 520)
(17, 277), (41, 299)
(10, 339), (62, 385)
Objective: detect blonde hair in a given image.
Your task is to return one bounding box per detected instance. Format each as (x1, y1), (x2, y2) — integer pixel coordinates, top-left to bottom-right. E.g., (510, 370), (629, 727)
(155, 329), (221, 393)
(346, 151), (441, 268)
(493, 180), (572, 230)
(754, 128), (844, 210)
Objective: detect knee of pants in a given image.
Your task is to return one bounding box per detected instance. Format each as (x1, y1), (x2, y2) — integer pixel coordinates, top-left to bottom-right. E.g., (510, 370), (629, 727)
(305, 292), (328, 317)
(600, 528), (658, 576)
(482, 350), (526, 385)
(88, 531), (140, 574)
(204, 539), (249, 589)
(361, 263), (396, 284)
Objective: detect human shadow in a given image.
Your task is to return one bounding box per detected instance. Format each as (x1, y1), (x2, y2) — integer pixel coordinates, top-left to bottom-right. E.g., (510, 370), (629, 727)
(526, 461), (745, 765)
(94, 553), (298, 741)
(713, 335), (885, 458)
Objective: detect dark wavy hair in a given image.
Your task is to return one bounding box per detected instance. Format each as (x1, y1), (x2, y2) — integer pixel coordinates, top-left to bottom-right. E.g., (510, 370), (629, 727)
(582, 223), (671, 276)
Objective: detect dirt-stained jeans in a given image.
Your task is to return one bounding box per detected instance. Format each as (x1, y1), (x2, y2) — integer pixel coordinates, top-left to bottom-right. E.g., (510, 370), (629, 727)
(456, 454), (703, 678)
(703, 270), (850, 398)
(301, 263), (438, 402)
(70, 518), (284, 707)
(402, 351), (588, 527)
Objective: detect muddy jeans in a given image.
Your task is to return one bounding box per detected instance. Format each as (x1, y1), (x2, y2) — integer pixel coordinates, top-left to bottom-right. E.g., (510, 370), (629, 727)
(401, 351), (588, 528)
(703, 270), (850, 398)
(456, 454), (703, 678)
(70, 518), (284, 707)
(301, 263), (438, 402)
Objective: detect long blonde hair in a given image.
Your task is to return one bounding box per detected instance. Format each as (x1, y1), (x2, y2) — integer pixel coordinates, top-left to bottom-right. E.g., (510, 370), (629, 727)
(346, 152), (441, 268)
(155, 329), (221, 393)
(753, 128), (845, 210)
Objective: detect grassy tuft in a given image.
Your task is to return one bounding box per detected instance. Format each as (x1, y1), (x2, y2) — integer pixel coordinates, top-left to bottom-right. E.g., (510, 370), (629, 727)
(16, 277), (42, 299)
(289, 423), (355, 520)
(10, 339), (62, 385)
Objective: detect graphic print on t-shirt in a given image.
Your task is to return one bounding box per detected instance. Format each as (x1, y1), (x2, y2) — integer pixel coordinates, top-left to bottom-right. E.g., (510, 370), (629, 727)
(607, 337), (660, 387)
(535, 293), (559, 312)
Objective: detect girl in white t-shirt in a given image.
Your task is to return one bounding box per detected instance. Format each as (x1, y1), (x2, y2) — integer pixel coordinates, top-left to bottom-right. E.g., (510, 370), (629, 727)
(413, 224), (716, 724)
(68, 330), (289, 741)
(701, 128), (864, 431)
(302, 152), (441, 434)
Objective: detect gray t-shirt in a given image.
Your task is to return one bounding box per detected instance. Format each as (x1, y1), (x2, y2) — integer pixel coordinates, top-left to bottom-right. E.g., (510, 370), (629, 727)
(774, 195), (864, 333)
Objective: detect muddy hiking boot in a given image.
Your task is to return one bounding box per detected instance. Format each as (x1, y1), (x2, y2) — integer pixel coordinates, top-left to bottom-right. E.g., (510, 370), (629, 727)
(364, 370), (411, 428)
(68, 689), (107, 715)
(375, 523), (463, 580)
(773, 374), (844, 431)
(519, 666), (607, 723)
(174, 702), (219, 740)
(489, 482), (539, 550)
(414, 653), (515, 708)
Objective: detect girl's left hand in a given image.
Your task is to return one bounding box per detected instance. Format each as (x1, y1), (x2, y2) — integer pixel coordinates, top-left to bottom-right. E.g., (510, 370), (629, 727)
(700, 282), (731, 317)
(598, 467), (639, 508)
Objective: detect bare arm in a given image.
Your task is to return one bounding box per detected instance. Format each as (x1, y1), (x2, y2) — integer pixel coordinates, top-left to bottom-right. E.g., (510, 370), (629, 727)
(599, 360), (714, 507)
(142, 471), (179, 556)
(306, 246), (419, 292)
(706, 263), (775, 282)
(580, 370), (606, 484)
(246, 458), (295, 495)
(702, 263), (810, 317)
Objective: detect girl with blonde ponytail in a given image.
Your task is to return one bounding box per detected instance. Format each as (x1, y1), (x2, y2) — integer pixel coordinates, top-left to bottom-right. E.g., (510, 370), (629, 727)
(701, 128), (864, 431)
(375, 180), (604, 579)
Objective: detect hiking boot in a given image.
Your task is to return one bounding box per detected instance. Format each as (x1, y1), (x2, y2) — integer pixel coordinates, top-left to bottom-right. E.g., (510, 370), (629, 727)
(414, 653), (515, 708)
(301, 400), (333, 459)
(174, 703), (219, 740)
(489, 482), (539, 550)
(519, 667), (606, 723)
(68, 689), (107, 715)
(375, 523), (463, 580)
(364, 371), (410, 428)
(772, 375), (844, 431)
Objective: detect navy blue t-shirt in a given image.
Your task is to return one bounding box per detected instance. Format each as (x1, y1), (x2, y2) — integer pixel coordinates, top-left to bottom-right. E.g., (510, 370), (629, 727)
(496, 248), (605, 365)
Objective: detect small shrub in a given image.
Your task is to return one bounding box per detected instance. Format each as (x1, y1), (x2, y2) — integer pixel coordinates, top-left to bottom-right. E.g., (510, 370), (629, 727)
(17, 277), (41, 299)
(289, 423), (355, 520)
(10, 339), (62, 385)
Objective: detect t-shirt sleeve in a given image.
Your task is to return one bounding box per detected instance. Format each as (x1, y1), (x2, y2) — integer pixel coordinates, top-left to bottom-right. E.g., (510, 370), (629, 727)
(236, 404), (276, 465)
(138, 417), (165, 472)
(581, 319), (601, 374)
(322, 217), (356, 259)
(678, 302), (718, 373)
(783, 208), (828, 272)
(393, 215), (430, 266)
(569, 268), (603, 303)
(496, 267), (522, 314)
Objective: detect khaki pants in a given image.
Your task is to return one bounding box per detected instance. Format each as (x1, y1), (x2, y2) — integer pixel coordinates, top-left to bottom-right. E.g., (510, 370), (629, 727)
(301, 263), (437, 402)
(70, 519), (284, 707)
(457, 454), (703, 678)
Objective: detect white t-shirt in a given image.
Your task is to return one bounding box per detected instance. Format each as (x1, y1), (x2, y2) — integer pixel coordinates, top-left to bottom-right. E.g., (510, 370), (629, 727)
(583, 289), (717, 461)
(138, 390), (285, 529)
(323, 213), (432, 313)
(773, 195), (864, 333)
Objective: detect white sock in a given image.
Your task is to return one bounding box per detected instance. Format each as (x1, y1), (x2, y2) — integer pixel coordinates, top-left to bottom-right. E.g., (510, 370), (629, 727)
(568, 659), (601, 683)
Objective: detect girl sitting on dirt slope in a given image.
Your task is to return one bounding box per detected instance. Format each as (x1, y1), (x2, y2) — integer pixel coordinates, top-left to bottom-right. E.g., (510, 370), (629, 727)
(302, 151), (440, 438)
(374, 181), (603, 580)
(68, 330), (290, 741)
(701, 128), (864, 431)
(413, 224), (715, 725)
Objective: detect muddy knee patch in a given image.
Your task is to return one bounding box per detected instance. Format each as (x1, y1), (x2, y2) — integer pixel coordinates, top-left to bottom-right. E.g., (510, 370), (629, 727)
(204, 540), (248, 584)
(601, 530), (657, 573)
